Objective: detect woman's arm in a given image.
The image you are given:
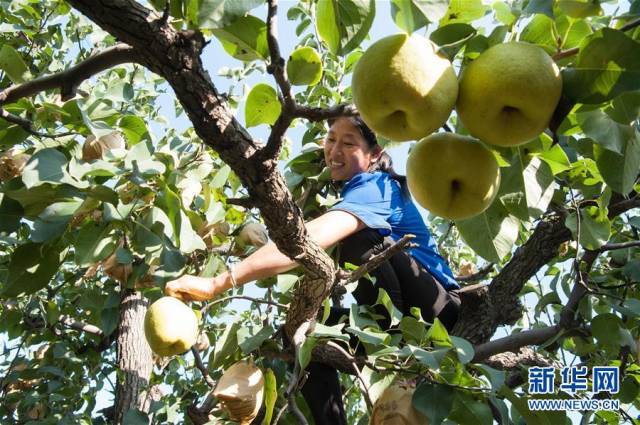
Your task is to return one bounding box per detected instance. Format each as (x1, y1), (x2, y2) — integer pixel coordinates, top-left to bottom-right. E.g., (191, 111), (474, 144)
(165, 210), (365, 301)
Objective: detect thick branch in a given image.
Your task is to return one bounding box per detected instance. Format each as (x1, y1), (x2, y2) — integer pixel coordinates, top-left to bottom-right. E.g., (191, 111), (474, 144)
(599, 240), (640, 252)
(296, 103), (358, 122)
(0, 44), (138, 105)
(0, 108), (78, 138)
(472, 326), (560, 362)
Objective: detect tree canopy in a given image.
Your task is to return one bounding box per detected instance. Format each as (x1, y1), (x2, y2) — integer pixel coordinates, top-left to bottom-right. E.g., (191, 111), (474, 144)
(0, 0), (639, 424)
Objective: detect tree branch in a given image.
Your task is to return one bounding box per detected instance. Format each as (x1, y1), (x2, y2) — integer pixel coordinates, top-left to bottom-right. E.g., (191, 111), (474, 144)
(599, 240), (640, 252)
(0, 108), (79, 138)
(59, 314), (105, 337)
(472, 325), (561, 362)
(295, 103), (358, 122)
(191, 347), (216, 388)
(0, 43), (138, 105)
(260, 0), (296, 162)
(336, 234), (416, 285)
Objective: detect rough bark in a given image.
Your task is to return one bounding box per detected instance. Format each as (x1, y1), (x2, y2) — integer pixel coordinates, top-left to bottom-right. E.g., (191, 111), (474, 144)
(65, 0), (335, 343)
(115, 290), (153, 424)
(453, 211), (572, 344)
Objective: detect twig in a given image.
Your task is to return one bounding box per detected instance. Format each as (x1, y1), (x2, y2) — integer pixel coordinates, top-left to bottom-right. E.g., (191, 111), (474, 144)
(273, 401), (289, 424)
(288, 391), (309, 425)
(59, 315), (105, 336)
(0, 108), (79, 138)
(226, 197), (256, 209)
(336, 234), (415, 285)
(599, 240), (640, 252)
(552, 16), (640, 61)
(0, 340), (25, 398)
(0, 43), (138, 105)
(201, 295), (288, 316)
(326, 341), (373, 411)
(261, 0), (296, 161)
(191, 347), (216, 388)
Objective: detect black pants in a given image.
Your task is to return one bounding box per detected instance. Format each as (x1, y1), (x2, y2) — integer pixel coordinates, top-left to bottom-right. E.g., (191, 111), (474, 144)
(301, 228), (461, 425)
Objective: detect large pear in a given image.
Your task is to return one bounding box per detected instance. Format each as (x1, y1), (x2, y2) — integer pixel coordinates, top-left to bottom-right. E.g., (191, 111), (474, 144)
(456, 42), (562, 147)
(352, 33), (458, 142)
(407, 133), (500, 220)
(144, 296), (199, 357)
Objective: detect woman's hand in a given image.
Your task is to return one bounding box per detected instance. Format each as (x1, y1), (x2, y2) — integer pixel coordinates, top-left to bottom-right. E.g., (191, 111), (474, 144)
(164, 275), (218, 302)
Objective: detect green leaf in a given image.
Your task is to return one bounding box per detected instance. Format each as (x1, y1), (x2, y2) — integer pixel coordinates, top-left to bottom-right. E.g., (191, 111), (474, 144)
(0, 45), (30, 83)
(0, 119), (29, 147)
(450, 336), (474, 364)
(390, 0), (430, 33)
(591, 313), (625, 354)
(375, 288), (403, 326)
(412, 382), (454, 425)
(565, 206), (611, 250)
(2, 242), (62, 297)
(439, 0), (488, 25)
(210, 320), (240, 370)
(122, 409), (149, 425)
(430, 23), (476, 58)
(555, 14), (592, 50)
(276, 273), (299, 293)
(346, 326), (391, 345)
(0, 195), (23, 233)
(577, 109), (637, 155)
(399, 316), (427, 344)
(492, 1), (517, 26)
(563, 28), (640, 104)
(297, 336), (317, 370)
(448, 391), (493, 425)
(425, 317), (452, 346)
(523, 0), (554, 17)
(118, 115), (149, 145)
(31, 199), (83, 243)
(499, 152), (556, 222)
(74, 223), (117, 267)
(238, 325), (275, 354)
(520, 14), (556, 52)
(593, 131), (640, 196)
(316, 0), (375, 56)
(472, 364), (506, 392)
(286, 46), (323, 86)
(21, 148), (78, 189)
(212, 15), (269, 61)
(456, 201), (519, 262)
(311, 323), (350, 342)
(262, 368), (277, 425)
(245, 84), (281, 127)
(198, 0), (263, 29)
(536, 144), (571, 175)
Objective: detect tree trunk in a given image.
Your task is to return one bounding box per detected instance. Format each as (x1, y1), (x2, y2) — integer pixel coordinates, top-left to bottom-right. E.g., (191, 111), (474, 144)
(114, 289), (153, 424)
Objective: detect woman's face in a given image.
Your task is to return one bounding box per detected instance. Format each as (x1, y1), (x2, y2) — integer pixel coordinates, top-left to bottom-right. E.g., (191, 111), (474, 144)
(323, 117), (381, 181)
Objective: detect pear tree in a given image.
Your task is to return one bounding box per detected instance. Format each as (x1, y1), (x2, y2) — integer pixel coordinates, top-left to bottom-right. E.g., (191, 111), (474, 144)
(0, 0), (639, 424)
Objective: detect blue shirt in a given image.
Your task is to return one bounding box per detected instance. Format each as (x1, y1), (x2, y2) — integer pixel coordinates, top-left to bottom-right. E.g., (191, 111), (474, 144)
(330, 171), (459, 290)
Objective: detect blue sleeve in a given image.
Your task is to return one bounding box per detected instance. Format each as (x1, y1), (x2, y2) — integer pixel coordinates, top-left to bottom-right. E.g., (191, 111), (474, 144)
(329, 173), (392, 236)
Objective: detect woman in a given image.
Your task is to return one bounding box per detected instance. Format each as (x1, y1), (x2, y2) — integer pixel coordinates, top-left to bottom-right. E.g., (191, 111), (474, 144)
(165, 116), (461, 424)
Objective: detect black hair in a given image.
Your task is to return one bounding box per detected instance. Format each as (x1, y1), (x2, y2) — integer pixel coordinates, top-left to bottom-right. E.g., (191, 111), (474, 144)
(327, 115), (410, 198)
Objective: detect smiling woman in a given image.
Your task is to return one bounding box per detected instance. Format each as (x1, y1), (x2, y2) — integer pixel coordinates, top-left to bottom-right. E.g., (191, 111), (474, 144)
(166, 116), (462, 425)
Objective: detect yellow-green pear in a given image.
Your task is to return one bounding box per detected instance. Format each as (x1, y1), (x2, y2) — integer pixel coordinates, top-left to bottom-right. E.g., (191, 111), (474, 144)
(456, 42), (562, 147)
(144, 296), (199, 357)
(406, 133), (500, 220)
(352, 33), (458, 142)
